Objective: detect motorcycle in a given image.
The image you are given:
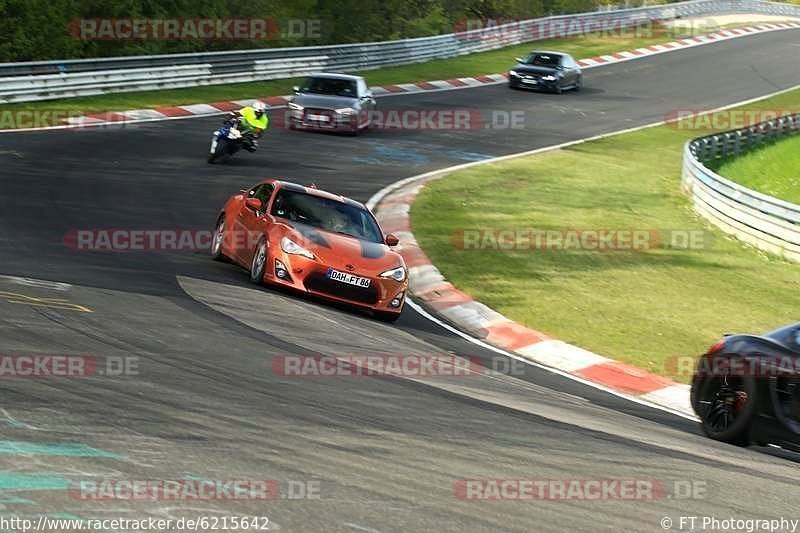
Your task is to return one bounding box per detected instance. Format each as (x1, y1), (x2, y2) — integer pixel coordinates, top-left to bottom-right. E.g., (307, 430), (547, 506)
(207, 118), (252, 164)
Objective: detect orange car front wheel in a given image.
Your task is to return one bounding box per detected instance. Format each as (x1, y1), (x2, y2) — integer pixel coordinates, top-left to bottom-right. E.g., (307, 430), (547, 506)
(250, 237), (268, 284)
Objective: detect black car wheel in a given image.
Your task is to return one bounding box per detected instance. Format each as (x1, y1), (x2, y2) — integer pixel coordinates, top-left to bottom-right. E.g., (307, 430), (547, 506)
(250, 238), (268, 285)
(692, 362), (757, 445)
(553, 83), (563, 95)
(211, 215), (227, 262)
(574, 75), (583, 91)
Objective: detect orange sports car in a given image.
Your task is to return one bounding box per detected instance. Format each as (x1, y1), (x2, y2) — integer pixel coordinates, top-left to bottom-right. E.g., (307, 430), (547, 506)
(211, 179), (408, 322)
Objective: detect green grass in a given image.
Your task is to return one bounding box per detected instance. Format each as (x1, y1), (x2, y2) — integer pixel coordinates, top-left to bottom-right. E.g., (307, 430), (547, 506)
(0, 21), (766, 117)
(715, 135), (800, 205)
(411, 90), (800, 382)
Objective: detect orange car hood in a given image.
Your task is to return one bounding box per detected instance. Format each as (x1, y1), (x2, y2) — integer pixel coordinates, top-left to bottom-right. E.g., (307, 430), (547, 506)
(280, 222), (404, 273)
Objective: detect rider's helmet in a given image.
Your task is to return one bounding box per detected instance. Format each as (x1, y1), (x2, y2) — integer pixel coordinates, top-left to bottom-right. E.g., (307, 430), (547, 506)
(252, 100), (269, 118)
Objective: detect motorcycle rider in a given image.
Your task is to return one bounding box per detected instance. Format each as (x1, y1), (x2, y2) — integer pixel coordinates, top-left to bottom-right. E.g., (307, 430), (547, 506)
(227, 100), (269, 152)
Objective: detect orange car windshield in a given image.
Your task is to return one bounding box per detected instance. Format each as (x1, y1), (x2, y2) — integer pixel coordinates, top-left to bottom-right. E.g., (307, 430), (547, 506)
(271, 189), (383, 243)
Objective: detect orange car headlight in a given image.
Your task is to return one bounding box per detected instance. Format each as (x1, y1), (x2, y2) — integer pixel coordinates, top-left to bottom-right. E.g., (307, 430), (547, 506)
(379, 266), (407, 282)
(281, 237), (315, 260)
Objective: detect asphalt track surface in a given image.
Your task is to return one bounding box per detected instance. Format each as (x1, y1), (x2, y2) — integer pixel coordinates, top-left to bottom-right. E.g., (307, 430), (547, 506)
(0, 29), (799, 532)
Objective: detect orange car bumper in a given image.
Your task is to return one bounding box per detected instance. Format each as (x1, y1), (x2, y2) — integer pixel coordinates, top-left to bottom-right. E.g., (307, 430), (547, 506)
(263, 249), (407, 313)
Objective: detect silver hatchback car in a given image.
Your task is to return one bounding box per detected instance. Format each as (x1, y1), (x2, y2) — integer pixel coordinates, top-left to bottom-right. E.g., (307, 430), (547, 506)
(287, 73), (377, 134)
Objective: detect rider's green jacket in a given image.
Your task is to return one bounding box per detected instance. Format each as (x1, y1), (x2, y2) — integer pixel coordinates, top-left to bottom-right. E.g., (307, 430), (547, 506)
(239, 106), (269, 134)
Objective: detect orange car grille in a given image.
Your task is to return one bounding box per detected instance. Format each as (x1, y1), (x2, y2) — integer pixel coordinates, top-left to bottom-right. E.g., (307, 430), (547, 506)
(305, 273), (379, 305)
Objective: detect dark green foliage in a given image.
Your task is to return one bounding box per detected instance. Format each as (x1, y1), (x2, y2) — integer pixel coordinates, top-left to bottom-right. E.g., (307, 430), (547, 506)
(0, 0), (665, 61)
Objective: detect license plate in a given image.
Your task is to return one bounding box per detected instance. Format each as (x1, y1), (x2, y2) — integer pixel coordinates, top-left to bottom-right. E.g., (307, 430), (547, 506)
(327, 268), (371, 288)
(307, 114), (330, 122)
(522, 78), (538, 84)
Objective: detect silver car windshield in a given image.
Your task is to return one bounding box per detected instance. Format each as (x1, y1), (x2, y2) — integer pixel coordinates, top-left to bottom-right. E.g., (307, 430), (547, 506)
(299, 77), (358, 97)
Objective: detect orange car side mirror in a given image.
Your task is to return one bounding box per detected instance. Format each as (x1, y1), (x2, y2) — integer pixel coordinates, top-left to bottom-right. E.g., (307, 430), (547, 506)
(385, 234), (399, 247)
(245, 198), (263, 211)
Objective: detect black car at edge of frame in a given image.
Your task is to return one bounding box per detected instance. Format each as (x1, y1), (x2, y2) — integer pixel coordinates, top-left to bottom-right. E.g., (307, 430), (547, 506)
(691, 322), (800, 450)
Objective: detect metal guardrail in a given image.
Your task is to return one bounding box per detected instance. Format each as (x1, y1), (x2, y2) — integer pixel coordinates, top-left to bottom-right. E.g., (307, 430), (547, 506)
(681, 112), (800, 263)
(2, 0), (799, 103)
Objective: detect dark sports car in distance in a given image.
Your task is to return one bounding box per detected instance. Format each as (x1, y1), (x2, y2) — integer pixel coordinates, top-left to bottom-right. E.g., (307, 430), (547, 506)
(508, 51), (582, 93)
(690, 322), (800, 450)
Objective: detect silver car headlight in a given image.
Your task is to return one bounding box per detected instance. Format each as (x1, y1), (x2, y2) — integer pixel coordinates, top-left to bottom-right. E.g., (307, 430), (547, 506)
(288, 102), (304, 111)
(542, 75), (557, 81)
(509, 70), (518, 77)
(335, 107), (355, 115)
(379, 266), (407, 282)
(280, 237), (315, 260)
